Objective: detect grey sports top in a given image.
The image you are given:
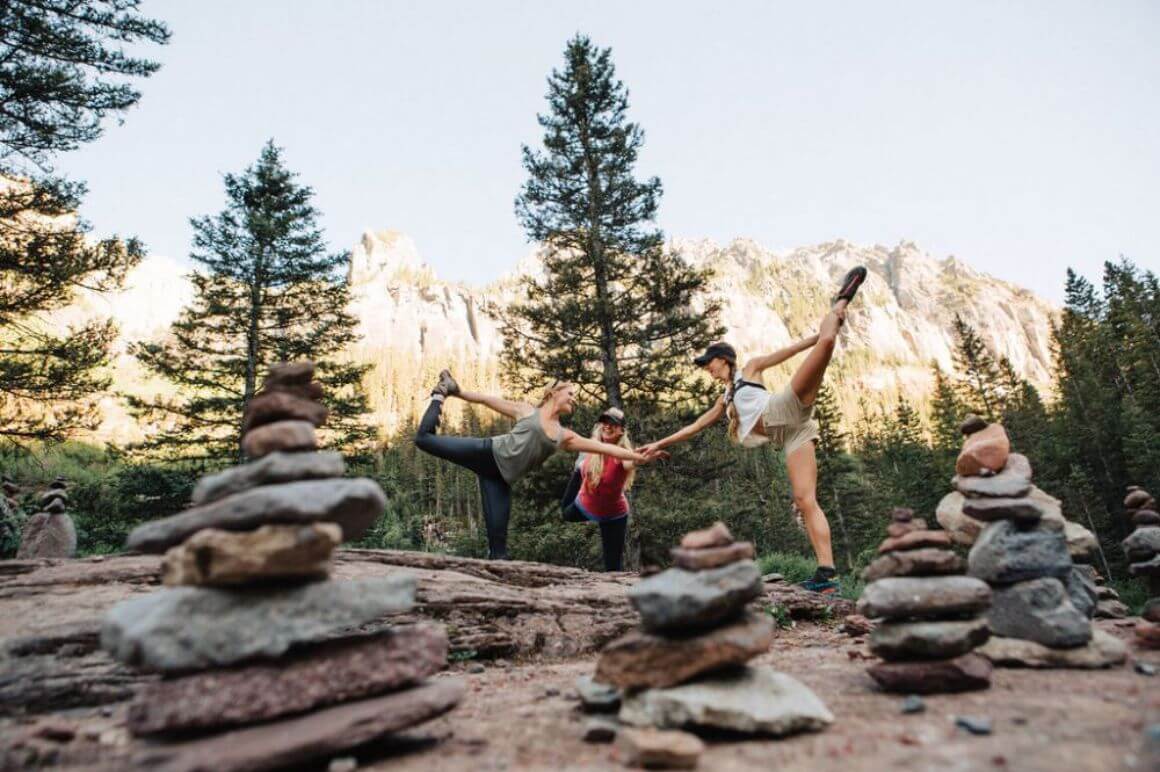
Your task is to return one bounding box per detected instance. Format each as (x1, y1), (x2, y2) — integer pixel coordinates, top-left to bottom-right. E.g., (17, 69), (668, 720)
(491, 408), (564, 484)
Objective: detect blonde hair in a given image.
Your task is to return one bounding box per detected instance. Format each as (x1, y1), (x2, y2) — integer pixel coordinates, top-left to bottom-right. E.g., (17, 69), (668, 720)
(537, 380), (573, 407)
(724, 361), (741, 443)
(586, 410), (636, 491)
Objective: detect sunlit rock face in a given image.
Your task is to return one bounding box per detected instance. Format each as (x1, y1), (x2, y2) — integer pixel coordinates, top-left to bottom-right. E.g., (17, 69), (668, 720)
(69, 231), (1056, 444)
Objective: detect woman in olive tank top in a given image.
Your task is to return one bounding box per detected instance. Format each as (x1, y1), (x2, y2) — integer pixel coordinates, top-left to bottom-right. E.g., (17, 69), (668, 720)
(415, 372), (662, 560)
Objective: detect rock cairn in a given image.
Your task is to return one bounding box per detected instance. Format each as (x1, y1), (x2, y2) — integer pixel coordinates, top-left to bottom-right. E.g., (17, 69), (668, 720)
(1123, 486), (1160, 649)
(857, 507), (994, 693)
(101, 362), (462, 772)
(16, 476), (76, 559)
(950, 417), (1126, 668)
(593, 521), (832, 745)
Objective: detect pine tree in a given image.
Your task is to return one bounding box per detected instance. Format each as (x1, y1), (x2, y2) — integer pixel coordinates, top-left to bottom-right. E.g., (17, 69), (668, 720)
(129, 142), (373, 462)
(501, 34), (722, 408)
(929, 362), (964, 453)
(0, 1), (167, 446)
(951, 315), (1002, 420)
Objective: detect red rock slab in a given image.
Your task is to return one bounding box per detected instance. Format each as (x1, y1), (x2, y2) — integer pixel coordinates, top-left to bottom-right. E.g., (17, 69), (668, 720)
(670, 541), (755, 571)
(887, 518), (928, 538)
(867, 652), (992, 694)
(679, 521), (733, 549)
(132, 678), (464, 772)
(955, 423), (1010, 477)
(876, 530), (952, 554)
(128, 623), (448, 735)
(241, 420), (317, 459)
(263, 361), (315, 389)
(241, 391), (329, 432)
(595, 613), (773, 689)
(861, 548), (965, 582)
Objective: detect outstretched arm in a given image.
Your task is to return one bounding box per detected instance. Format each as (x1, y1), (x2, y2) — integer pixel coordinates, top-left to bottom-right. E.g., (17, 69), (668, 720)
(456, 389), (534, 421)
(639, 396), (726, 453)
(561, 433), (660, 464)
(742, 335), (819, 379)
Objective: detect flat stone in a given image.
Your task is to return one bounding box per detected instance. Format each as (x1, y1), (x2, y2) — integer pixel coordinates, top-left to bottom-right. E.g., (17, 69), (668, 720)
(1136, 662), (1157, 676)
(583, 717), (619, 743)
(1134, 510), (1160, 527)
(1065, 566), (1098, 619)
(191, 451), (346, 505)
(133, 679), (463, 772)
(956, 423), (1010, 477)
(901, 695), (925, 713)
(1130, 555), (1160, 576)
(1126, 490), (1154, 510)
(1065, 521), (1099, 562)
(628, 561), (762, 633)
(101, 575), (415, 673)
(44, 498), (66, 514)
(1137, 621), (1160, 649)
(575, 675), (621, 713)
(977, 629), (1127, 668)
(1123, 526), (1160, 562)
(161, 523), (341, 586)
(869, 618), (990, 661)
(126, 477), (386, 553)
(953, 453), (1033, 499)
(242, 390), (329, 432)
(862, 548), (965, 582)
(619, 665), (833, 737)
(989, 577), (1091, 648)
(40, 489), (68, 506)
(856, 576), (992, 621)
(595, 613), (773, 689)
(616, 728), (704, 769)
(967, 520), (1072, 584)
(960, 415), (988, 435)
(841, 614), (874, 637)
(962, 495), (1049, 524)
(955, 715), (993, 735)
(127, 623), (448, 734)
(241, 420), (317, 459)
(16, 513), (77, 559)
(877, 530), (952, 554)
(1095, 599), (1130, 619)
(264, 361), (315, 388)
(679, 521), (733, 549)
(936, 492), (983, 546)
(887, 517), (927, 538)
(670, 541), (754, 570)
(867, 652), (992, 694)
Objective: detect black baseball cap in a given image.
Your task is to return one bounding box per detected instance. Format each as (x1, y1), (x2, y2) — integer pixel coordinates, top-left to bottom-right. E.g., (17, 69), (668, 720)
(598, 407), (626, 426)
(693, 342), (737, 366)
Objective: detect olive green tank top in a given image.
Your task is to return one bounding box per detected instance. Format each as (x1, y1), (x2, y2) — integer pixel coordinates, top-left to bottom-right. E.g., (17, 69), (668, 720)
(491, 408), (563, 484)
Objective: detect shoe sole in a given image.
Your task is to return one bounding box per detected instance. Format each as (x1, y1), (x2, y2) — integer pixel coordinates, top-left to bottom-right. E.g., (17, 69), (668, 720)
(835, 267), (867, 303)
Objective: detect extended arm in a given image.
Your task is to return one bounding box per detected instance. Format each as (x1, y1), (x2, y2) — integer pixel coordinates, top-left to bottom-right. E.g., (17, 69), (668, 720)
(742, 335), (819, 379)
(456, 389), (533, 421)
(641, 396), (726, 452)
(562, 433), (653, 464)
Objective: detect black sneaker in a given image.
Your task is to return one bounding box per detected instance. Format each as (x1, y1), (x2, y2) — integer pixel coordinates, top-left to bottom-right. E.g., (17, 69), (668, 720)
(834, 266), (868, 306)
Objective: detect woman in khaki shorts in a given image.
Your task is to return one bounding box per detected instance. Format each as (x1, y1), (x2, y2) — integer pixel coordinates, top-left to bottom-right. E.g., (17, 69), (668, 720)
(640, 267), (867, 594)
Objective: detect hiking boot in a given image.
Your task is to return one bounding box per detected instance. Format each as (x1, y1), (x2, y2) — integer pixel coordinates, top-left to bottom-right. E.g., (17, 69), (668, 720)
(431, 369), (459, 398)
(834, 266), (868, 306)
(800, 566), (841, 595)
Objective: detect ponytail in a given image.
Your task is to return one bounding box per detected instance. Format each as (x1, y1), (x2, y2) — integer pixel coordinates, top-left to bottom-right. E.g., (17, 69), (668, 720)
(724, 361), (741, 443)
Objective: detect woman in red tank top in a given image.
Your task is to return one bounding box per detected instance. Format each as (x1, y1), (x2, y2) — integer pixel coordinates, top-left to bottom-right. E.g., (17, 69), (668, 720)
(560, 407), (636, 571)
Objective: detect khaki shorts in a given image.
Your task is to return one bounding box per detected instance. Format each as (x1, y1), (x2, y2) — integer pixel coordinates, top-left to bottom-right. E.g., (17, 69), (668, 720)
(760, 385), (820, 455)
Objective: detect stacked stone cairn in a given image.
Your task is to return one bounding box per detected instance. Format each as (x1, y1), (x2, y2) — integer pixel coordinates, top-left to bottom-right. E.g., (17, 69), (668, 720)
(593, 521), (832, 754)
(100, 362), (463, 772)
(952, 417), (1125, 667)
(857, 507), (994, 693)
(16, 476), (77, 559)
(1123, 487), (1160, 649)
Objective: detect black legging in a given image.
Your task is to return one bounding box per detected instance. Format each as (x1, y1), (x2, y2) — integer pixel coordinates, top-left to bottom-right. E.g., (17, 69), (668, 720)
(560, 469), (629, 572)
(414, 400), (511, 560)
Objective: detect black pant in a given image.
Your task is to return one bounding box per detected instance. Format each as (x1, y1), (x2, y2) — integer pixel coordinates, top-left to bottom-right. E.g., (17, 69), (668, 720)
(560, 469), (629, 572)
(414, 400), (511, 560)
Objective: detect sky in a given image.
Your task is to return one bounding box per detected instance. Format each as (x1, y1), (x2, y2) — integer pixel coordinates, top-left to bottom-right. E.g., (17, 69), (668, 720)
(59, 0), (1159, 304)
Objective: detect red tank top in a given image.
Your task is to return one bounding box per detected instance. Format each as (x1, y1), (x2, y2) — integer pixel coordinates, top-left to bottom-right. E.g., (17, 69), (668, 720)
(578, 455), (630, 518)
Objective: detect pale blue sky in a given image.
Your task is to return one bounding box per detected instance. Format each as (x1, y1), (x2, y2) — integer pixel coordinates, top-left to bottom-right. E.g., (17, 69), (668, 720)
(61, 0), (1159, 303)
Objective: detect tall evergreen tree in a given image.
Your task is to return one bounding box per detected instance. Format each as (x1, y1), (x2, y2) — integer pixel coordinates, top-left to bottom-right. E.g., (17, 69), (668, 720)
(130, 142), (373, 462)
(0, 0), (168, 446)
(502, 34), (721, 408)
(951, 314), (1002, 420)
(928, 362), (964, 454)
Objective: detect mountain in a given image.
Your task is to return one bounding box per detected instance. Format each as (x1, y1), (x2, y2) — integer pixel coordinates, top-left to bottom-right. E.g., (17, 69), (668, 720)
(73, 230), (1057, 445)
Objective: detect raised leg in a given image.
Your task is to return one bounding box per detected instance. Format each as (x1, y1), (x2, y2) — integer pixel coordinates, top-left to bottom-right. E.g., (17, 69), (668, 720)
(785, 441), (834, 569)
(414, 400), (502, 478)
(789, 300), (847, 407)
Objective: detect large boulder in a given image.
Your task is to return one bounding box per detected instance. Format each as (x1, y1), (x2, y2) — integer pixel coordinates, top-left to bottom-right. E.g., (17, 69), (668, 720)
(15, 512), (76, 559)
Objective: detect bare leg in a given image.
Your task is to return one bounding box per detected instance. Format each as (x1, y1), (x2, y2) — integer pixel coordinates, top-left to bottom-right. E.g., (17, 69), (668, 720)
(785, 441), (834, 568)
(789, 299), (847, 407)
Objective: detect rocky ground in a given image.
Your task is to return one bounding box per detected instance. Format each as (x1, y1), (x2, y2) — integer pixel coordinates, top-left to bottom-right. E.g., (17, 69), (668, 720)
(2, 550), (1157, 771)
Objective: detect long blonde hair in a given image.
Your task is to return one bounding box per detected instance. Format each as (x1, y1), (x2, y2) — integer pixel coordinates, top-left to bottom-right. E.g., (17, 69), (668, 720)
(724, 361), (741, 443)
(537, 380), (573, 407)
(585, 411), (636, 491)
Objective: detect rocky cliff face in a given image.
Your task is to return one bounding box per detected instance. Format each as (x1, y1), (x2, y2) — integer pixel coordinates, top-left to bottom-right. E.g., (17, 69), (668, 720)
(75, 230), (1057, 444)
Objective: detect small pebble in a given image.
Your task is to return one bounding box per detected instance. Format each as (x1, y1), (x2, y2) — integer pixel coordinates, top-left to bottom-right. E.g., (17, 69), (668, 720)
(583, 717), (618, 743)
(544, 687), (560, 697)
(467, 663), (485, 674)
(328, 757), (358, 772)
(955, 716), (992, 736)
(901, 695), (925, 714)
(1135, 662), (1157, 676)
